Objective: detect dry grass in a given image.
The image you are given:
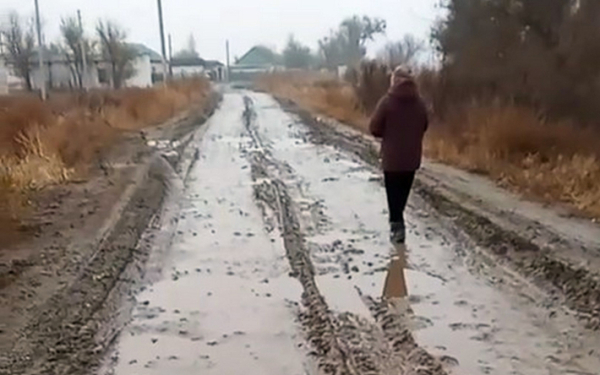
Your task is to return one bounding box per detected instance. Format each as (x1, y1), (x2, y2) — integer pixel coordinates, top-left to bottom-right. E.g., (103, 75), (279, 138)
(0, 78), (212, 235)
(426, 105), (600, 216)
(258, 72), (600, 219)
(257, 73), (368, 127)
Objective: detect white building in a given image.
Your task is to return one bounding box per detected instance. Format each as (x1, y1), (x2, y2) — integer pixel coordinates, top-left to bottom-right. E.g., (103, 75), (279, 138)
(25, 43), (164, 91)
(171, 56), (206, 78)
(170, 57), (225, 81)
(3, 43), (221, 93)
(126, 54), (153, 88)
(0, 60), (8, 95)
(30, 56), (100, 90)
(129, 43), (165, 85)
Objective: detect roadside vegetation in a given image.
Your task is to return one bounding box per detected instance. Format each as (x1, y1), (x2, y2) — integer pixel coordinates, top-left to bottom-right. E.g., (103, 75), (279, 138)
(257, 3), (600, 219)
(0, 9), (214, 242)
(0, 78), (212, 241)
(2, 11), (138, 92)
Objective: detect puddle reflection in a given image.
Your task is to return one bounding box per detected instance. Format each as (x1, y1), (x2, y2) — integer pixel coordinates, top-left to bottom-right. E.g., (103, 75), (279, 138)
(383, 244), (408, 299)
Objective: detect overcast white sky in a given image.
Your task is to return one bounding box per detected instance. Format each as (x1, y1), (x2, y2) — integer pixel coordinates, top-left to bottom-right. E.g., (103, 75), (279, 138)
(1, 0), (441, 62)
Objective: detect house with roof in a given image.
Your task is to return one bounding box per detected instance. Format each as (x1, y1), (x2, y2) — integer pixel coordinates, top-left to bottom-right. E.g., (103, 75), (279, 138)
(204, 60), (225, 81)
(19, 43), (165, 91)
(2, 42), (221, 94)
(231, 45), (282, 80)
(170, 56), (206, 78)
(170, 57), (225, 81)
(128, 43), (165, 86)
(26, 47), (100, 90)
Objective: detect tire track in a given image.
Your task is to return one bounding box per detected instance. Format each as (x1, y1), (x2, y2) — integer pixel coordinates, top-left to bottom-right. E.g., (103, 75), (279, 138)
(242, 95), (447, 375)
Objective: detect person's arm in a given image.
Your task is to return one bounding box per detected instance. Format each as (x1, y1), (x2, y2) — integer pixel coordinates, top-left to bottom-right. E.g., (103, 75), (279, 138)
(369, 96), (388, 138)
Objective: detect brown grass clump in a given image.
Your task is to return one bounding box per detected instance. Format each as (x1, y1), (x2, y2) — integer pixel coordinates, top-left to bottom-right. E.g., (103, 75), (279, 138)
(0, 78), (212, 237)
(258, 72), (600, 219)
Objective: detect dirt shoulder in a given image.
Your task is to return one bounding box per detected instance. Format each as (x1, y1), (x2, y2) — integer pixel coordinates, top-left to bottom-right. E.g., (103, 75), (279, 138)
(0, 92), (220, 374)
(275, 97), (600, 330)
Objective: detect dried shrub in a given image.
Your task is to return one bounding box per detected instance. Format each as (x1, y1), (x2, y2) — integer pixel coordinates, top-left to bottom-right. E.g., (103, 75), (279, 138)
(345, 61), (390, 114)
(259, 72), (600, 218)
(0, 78), (212, 239)
(425, 104), (600, 216)
(257, 72), (366, 127)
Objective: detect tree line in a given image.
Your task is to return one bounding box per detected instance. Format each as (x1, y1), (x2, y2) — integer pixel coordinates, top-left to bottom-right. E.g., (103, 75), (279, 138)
(279, 3), (600, 124)
(277, 15), (424, 71)
(1, 12), (137, 90)
(432, 0), (600, 122)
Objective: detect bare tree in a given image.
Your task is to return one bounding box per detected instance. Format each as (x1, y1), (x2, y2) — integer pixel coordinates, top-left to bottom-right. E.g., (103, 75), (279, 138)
(319, 31), (345, 70)
(60, 16), (95, 89)
(378, 35), (424, 67)
(96, 20), (136, 89)
(187, 34), (197, 56)
(319, 15), (386, 69)
(1, 13), (35, 91)
(173, 33), (201, 60)
(340, 15), (386, 65)
(283, 35), (312, 69)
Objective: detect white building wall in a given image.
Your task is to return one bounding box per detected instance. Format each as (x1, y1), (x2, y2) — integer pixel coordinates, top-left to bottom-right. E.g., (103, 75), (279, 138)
(30, 66), (46, 90)
(82, 65), (101, 89)
(30, 62), (101, 90)
(126, 55), (153, 88)
(0, 62), (8, 95)
(49, 63), (75, 88)
(152, 62), (165, 74)
(172, 65), (205, 78)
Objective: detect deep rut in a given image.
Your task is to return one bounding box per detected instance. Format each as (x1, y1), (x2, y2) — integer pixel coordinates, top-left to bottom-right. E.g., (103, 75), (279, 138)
(242, 95), (446, 375)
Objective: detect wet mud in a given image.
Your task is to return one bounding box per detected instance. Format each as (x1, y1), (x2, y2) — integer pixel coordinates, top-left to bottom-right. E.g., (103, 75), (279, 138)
(93, 90), (600, 375)
(269, 94), (600, 375)
(280, 97), (600, 330)
(415, 180), (600, 330)
(4, 157), (173, 375)
(275, 96), (600, 327)
(243, 95), (447, 375)
(0, 94), (220, 375)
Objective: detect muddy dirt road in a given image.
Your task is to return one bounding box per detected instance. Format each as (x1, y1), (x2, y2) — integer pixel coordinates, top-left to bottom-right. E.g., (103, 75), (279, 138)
(101, 90), (600, 375)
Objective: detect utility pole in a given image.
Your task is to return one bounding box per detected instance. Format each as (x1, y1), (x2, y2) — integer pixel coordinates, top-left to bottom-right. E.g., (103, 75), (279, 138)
(168, 33), (173, 77)
(156, 0), (168, 85)
(226, 40), (230, 82)
(34, 0), (46, 100)
(77, 10), (88, 90)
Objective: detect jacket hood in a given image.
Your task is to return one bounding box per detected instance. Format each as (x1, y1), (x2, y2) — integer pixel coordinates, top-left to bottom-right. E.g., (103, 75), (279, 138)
(389, 79), (418, 99)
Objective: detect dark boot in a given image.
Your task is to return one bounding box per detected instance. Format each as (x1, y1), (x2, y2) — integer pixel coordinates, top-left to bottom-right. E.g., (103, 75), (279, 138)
(390, 221), (406, 245)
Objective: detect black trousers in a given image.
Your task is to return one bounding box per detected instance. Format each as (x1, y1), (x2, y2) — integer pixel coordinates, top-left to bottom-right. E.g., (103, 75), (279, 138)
(384, 171), (415, 225)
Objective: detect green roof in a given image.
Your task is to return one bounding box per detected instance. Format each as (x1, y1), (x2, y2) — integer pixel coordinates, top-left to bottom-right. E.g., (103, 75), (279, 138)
(236, 46), (280, 67)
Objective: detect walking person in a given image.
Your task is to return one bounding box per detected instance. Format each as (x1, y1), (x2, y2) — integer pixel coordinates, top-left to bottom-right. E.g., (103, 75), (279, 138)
(369, 66), (429, 244)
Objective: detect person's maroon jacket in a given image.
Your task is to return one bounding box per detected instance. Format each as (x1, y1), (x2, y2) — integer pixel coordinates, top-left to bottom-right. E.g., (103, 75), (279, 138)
(369, 79), (428, 172)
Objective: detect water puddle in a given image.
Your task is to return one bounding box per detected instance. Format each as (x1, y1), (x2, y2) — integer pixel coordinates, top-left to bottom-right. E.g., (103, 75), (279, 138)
(102, 93), (312, 375)
(249, 92), (600, 375)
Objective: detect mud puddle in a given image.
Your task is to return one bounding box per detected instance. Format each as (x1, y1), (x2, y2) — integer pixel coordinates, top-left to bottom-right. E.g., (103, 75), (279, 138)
(247, 92), (600, 375)
(101, 93), (314, 375)
(245, 92), (445, 374)
(102, 90), (600, 375)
